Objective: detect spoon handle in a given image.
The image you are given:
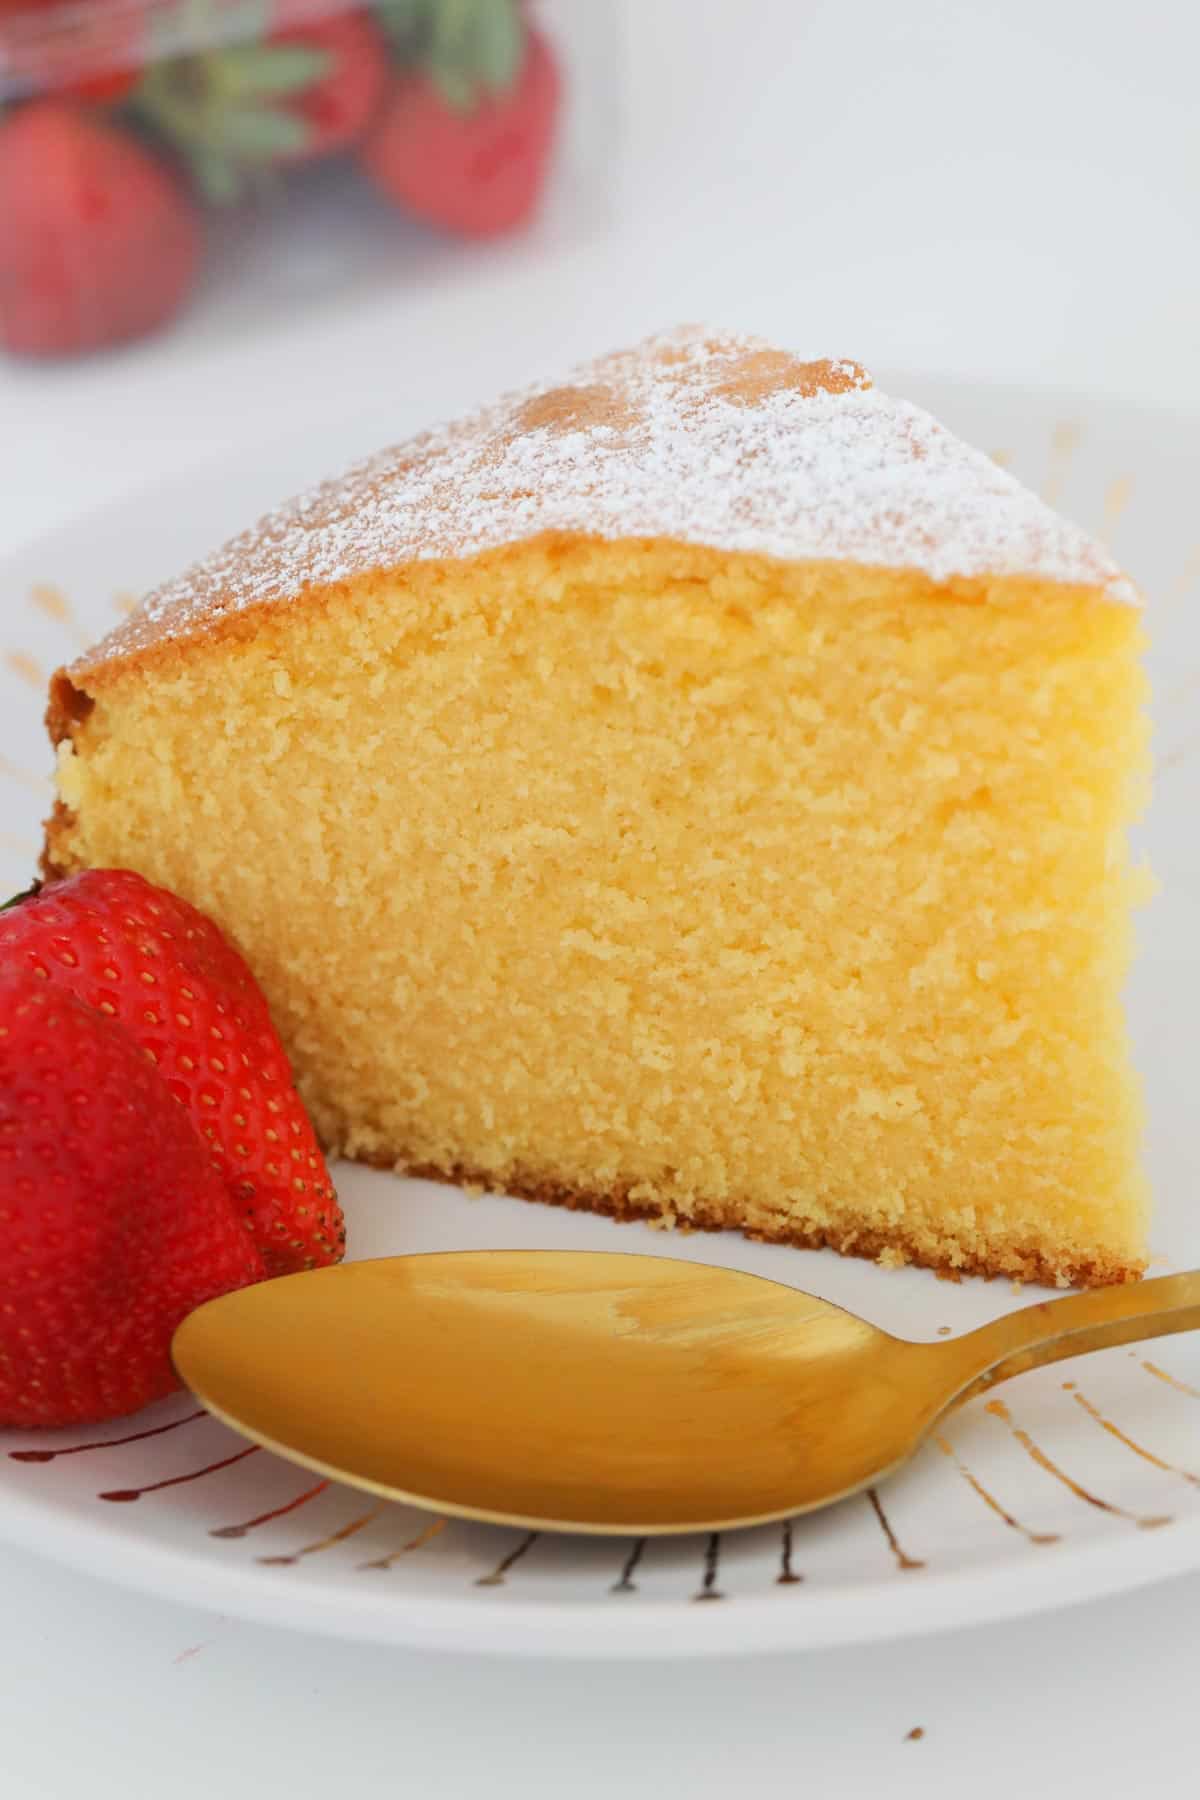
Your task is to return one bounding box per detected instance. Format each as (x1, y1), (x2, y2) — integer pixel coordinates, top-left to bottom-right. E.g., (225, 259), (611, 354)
(944, 1270), (1200, 1406)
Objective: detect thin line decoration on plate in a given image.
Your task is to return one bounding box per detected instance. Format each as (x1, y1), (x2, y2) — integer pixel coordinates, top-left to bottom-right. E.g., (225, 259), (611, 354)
(692, 1532), (724, 1602)
(1063, 1383), (1200, 1487)
(29, 583), (70, 625)
(359, 1514), (446, 1571)
(1161, 544), (1200, 617)
(8, 1408), (206, 1464)
(934, 1433), (1059, 1546)
(1098, 475), (1134, 544)
(2, 650), (44, 689)
(1141, 1360), (1200, 1400)
(777, 1518), (803, 1585)
(1040, 418), (1083, 507)
(28, 584), (91, 650)
(983, 1399), (1172, 1528)
(475, 1530), (540, 1587)
(0, 753), (51, 794)
(99, 1443), (259, 1503)
(867, 1487), (925, 1570)
(611, 1536), (646, 1594)
(210, 1479), (330, 1539)
(258, 1506), (383, 1567)
(1100, 471), (1136, 539)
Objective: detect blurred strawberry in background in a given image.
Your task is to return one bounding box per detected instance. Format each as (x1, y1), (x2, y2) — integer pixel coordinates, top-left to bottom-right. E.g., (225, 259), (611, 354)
(0, 99), (201, 355)
(364, 16), (560, 237)
(0, 0), (564, 356)
(269, 10), (388, 158)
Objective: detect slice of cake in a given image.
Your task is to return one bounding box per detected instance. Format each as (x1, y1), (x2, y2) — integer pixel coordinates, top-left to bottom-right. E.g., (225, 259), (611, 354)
(42, 328), (1150, 1287)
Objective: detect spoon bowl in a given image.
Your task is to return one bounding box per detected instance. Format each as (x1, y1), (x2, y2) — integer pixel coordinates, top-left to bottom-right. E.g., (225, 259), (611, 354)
(172, 1250), (1200, 1536)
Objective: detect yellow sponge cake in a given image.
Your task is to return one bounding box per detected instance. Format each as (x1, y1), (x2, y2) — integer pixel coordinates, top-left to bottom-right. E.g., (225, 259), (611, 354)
(43, 329), (1150, 1286)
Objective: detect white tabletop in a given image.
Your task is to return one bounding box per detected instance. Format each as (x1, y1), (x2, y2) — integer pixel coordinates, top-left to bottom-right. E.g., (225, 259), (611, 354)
(2, 1538), (1196, 1799)
(2, 1), (1199, 1793)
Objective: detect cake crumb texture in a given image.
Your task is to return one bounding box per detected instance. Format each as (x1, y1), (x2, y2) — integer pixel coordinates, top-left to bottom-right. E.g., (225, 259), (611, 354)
(48, 537), (1150, 1287)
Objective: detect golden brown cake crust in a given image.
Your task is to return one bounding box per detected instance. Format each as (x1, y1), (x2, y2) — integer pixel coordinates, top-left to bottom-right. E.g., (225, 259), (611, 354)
(358, 1151), (1143, 1290)
(50, 326), (1135, 698)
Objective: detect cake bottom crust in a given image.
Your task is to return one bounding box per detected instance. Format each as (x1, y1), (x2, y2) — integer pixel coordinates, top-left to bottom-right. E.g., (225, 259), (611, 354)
(349, 1150), (1143, 1291)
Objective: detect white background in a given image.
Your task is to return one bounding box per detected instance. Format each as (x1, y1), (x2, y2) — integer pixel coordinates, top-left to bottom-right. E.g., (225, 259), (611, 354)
(1, 1), (1198, 1794)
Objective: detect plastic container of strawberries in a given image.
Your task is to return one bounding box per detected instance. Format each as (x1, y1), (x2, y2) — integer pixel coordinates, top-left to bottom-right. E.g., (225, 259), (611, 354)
(0, 0), (608, 359)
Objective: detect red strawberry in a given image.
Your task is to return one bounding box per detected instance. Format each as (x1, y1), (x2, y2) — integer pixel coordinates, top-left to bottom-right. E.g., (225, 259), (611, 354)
(268, 11), (389, 163)
(0, 103), (201, 358)
(0, 871), (344, 1277)
(0, 977), (265, 1429)
(362, 25), (560, 239)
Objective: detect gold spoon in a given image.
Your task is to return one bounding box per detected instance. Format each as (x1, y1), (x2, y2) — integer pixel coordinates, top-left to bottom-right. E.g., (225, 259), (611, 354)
(171, 1250), (1200, 1536)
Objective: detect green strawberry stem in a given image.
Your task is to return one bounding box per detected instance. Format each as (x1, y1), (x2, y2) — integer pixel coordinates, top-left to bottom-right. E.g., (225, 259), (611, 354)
(130, 40), (332, 204)
(376, 0), (523, 111)
(1, 885), (38, 913)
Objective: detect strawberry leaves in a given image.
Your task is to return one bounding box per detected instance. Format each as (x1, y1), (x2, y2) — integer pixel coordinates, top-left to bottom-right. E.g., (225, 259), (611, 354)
(376, 0), (523, 112)
(132, 35), (332, 201)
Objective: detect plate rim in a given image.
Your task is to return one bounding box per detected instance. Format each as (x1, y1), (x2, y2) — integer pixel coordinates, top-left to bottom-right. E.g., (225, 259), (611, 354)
(6, 1463), (1200, 1658)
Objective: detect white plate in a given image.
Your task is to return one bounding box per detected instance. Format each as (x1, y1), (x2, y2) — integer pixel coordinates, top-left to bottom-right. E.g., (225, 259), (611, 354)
(0, 377), (1198, 1659)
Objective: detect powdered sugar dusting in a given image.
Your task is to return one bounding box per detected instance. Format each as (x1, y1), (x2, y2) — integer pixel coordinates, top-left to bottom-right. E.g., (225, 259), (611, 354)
(79, 327), (1136, 670)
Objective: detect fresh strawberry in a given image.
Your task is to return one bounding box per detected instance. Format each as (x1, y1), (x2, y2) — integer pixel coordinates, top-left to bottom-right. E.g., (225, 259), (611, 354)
(362, 24), (560, 238)
(0, 102), (201, 358)
(268, 11), (389, 162)
(0, 977), (265, 1429)
(0, 871), (344, 1276)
